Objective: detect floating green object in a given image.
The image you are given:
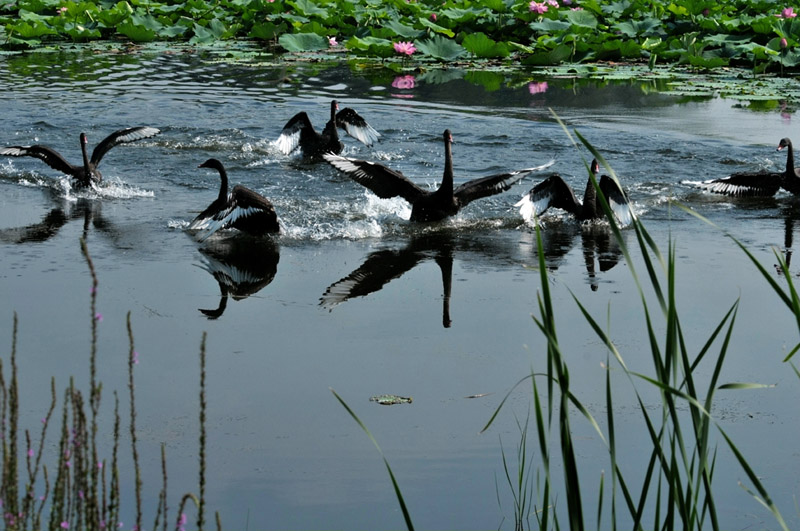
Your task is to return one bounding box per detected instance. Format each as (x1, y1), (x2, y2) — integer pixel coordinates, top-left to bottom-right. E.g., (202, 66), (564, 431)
(369, 394), (413, 405)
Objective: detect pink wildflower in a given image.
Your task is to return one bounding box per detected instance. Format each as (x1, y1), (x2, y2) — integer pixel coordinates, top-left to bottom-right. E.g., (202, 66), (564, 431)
(393, 41), (416, 56)
(529, 1), (548, 13)
(528, 81), (549, 94)
(94, 312), (103, 322)
(777, 7), (797, 18)
(392, 75), (416, 90)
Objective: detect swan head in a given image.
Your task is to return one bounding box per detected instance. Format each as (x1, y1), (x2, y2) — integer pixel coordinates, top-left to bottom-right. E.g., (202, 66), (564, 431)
(590, 158), (600, 175)
(80, 133), (88, 145)
(199, 158), (225, 172)
(443, 129), (453, 144)
(778, 137), (792, 151)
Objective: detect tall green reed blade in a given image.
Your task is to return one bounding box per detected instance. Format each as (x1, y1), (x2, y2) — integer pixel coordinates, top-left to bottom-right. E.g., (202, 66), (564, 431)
(330, 388), (414, 531)
(676, 204), (800, 361)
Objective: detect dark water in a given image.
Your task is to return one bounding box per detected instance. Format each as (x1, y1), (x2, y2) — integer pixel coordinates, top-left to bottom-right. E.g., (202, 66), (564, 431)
(1, 46), (799, 529)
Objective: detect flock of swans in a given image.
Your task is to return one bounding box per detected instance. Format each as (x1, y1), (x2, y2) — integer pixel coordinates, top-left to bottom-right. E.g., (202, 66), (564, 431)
(3, 100), (794, 242)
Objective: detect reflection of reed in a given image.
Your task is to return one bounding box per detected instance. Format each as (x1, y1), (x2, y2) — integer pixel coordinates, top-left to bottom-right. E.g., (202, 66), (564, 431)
(321, 233), (455, 328)
(0, 198), (113, 243)
(197, 236), (280, 319)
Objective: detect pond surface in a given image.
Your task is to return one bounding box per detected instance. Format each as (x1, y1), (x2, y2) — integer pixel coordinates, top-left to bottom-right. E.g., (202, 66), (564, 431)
(1, 46), (799, 530)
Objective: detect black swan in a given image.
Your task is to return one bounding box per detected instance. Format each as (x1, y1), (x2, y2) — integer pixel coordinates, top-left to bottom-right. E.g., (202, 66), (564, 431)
(189, 158), (280, 241)
(515, 158), (633, 225)
(276, 100), (380, 159)
(0, 126), (160, 187)
(324, 129), (555, 222)
(693, 138), (800, 197)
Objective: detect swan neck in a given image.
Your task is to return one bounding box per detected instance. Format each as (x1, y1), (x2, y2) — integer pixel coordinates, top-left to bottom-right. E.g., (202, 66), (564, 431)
(442, 136), (454, 193)
(787, 140), (794, 174)
(582, 174), (597, 215)
(80, 136), (90, 172)
(217, 166), (229, 202)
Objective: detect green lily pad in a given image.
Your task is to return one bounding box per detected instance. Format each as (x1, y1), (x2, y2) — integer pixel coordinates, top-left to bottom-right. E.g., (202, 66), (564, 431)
(369, 394), (413, 406)
(278, 32), (328, 52)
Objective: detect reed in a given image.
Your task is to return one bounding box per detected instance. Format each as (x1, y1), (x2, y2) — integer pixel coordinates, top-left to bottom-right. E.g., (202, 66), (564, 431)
(482, 123), (790, 530)
(0, 239), (213, 530)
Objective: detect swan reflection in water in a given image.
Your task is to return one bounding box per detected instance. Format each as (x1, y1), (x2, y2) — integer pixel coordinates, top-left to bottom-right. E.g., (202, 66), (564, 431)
(321, 232), (456, 328)
(197, 236), (280, 319)
(519, 221), (625, 291)
(0, 197), (116, 243)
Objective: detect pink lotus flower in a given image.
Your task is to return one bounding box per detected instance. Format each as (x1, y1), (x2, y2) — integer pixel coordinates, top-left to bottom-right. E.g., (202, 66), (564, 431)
(328, 36), (338, 47)
(547, 0), (559, 6)
(393, 41), (417, 56)
(529, 1), (548, 13)
(528, 81), (548, 94)
(781, 37), (789, 49)
(777, 6), (797, 18)
(392, 75), (416, 90)
(430, 13), (437, 21)
(57, 6), (67, 15)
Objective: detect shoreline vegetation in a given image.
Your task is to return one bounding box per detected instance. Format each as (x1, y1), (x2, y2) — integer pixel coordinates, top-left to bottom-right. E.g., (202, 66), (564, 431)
(0, 240), (213, 531)
(2, 0), (800, 74)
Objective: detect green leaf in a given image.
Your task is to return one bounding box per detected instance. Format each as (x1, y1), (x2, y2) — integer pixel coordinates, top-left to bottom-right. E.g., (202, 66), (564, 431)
(565, 9), (598, 30)
(116, 19), (155, 41)
(384, 19), (423, 39)
(415, 34), (465, 61)
(462, 32), (509, 58)
(249, 21), (283, 40)
(6, 20), (56, 38)
(288, 0), (328, 18)
(529, 19), (571, 33)
(523, 44), (572, 65)
(278, 31), (328, 51)
(344, 35), (394, 57)
(419, 17), (454, 38)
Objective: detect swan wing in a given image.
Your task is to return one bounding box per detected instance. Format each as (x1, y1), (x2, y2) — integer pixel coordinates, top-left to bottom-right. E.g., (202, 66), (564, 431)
(336, 108), (381, 146)
(454, 159), (555, 206)
(0, 144), (77, 176)
(599, 175), (635, 226)
(514, 174), (581, 222)
(323, 153), (425, 202)
(90, 126), (160, 165)
(276, 112), (316, 155)
(687, 171), (781, 197)
(193, 186), (278, 242)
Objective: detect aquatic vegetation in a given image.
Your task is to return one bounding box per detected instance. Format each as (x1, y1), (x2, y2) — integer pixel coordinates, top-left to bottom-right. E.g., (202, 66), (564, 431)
(334, 124), (794, 530)
(0, 240), (213, 531)
(3, 0), (800, 71)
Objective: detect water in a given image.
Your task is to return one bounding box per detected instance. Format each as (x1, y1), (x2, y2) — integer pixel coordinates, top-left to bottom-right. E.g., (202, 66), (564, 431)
(1, 46), (799, 529)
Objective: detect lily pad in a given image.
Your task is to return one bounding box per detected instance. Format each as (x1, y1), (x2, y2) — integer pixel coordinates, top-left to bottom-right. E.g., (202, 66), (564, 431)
(369, 394), (413, 406)
(278, 32), (328, 52)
